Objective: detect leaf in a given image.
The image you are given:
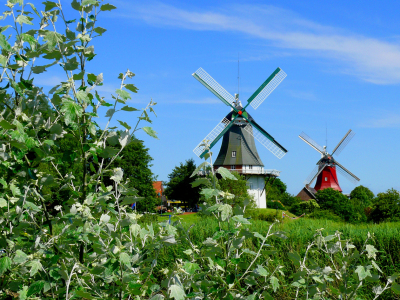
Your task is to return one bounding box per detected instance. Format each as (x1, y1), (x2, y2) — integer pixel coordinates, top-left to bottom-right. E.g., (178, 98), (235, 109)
(50, 124), (62, 135)
(27, 280), (45, 297)
(371, 260), (382, 273)
(28, 260), (42, 276)
(43, 1), (58, 11)
(100, 214), (110, 224)
(65, 57), (79, 71)
(117, 120), (131, 130)
(392, 282), (400, 295)
(0, 54), (7, 66)
(183, 262), (200, 275)
(18, 286), (28, 300)
(218, 204), (232, 221)
(0, 119), (15, 129)
(191, 178), (210, 187)
(71, 0), (81, 10)
(255, 265), (269, 277)
(124, 83), (138, 93)
(355, 265), (372, 281)
(217, 167), (237, 180)
(105, 108), (115, 118)
(0, 33), (12, 52)
(94, 27), (106, 35)
(82, 0), (98, 6)
(61, 99), (83, 126)
(0, 256), (11, 275)
(232, 215), (251, 225)
(168, 285), (185, 300)
(270, 276), (279, 292)
(190, 161), (209, 177)
(13, 250), (28, 264)
(21, 33), (37, 50)
(201, 188), (221, 200)
(116, 89), (131, 100)
(75, 290), (94, 299)
(143, 127), (158, 139)
(43, 31), (63, 50)
(76, 90), (90, 104)
(366, 244), (378, 260)
(120, 105), (138, 112)
(119, 130), (130, 147)
(16, 15), (33, 25)
(101, 3), (117, 11)
(111, 168), (123, 183)
(119, 252), (131, 267)
(0, 198), (6, 208)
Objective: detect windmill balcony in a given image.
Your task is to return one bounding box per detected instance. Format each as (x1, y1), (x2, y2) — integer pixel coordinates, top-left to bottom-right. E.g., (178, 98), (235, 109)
(231, 168), (281, 176)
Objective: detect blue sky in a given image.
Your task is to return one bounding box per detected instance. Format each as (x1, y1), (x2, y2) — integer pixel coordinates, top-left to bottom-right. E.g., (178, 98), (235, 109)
(14, 1), (400, 195)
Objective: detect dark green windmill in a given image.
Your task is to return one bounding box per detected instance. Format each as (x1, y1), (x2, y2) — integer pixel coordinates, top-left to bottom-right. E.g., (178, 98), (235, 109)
(192, 67), (288, 166)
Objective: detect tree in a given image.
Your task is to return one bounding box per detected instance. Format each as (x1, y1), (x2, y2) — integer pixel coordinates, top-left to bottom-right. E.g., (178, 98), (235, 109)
(265, 177), (286, 201)
(316, 188), (362, 223)
(369, 188), (400, 223)
(350, 185), (374, 207)
(164, 158), (200, 208)
(109, 137), (158, 212)
(218, 171), (255, 208)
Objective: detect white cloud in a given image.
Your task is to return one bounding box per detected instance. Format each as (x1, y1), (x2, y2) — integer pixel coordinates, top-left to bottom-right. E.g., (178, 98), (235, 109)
(360, 113), (400, 128)
(115, 2), (400, 85)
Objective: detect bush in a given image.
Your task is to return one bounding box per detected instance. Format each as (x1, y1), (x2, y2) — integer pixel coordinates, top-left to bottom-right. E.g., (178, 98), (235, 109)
(267, 200), (285, 210)
(246, 208), (285, 222)
(306, 209), (343, 222)
(369, 188), (400, 223)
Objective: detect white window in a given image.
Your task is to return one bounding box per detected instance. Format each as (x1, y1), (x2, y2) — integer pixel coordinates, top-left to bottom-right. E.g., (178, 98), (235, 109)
(232, 151), (236, 158)
(231, 165), (236, 170)
(325, 177), (328, 181)
(249, 165), (253, 170)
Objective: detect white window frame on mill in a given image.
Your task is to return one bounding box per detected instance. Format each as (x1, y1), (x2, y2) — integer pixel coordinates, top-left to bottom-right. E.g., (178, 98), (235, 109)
(231, 165), (236, 170)
(232, 151), (236, 158)
(325, 177), (328, 181)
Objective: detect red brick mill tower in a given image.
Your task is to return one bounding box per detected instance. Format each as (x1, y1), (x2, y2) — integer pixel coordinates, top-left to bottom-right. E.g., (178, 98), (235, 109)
(297, 130), (360, 201)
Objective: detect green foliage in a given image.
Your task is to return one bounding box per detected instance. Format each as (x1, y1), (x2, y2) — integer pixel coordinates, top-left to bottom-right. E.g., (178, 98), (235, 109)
(306, 209), (343, 222)
(108, 136), (158, 212)
(316, 188), (362, 223)
(265, 177), (286, 200)
(369, 188), (400, 223)
(164, 158), (200, 208)
(266, 200), (285, 210)
(218, 171), (255, 208)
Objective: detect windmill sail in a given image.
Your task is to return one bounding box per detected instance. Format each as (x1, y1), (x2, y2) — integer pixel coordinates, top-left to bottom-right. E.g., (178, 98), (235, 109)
(243, 122), (287, 159)
(335, 160), (360, 184)
(192, 68), (236, 108)
(193, 117), (231, 158)
(247, 67), (287, 110)
(299, 132), (324, 154)
(331, 129), (355, 156)
(306, 164), (326, 185)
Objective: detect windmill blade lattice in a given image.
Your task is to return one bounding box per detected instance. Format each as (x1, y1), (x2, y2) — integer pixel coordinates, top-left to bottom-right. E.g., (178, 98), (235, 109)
(299, 132), (324, 154)
(243, 123), (287, 159)
(331, 129), (355, 156)
(192, 68), (236, 108)
(249, 68), (287, 110)
(305, 165), (318, 184)
(193, 117), (230, 158)
(335, 160), (360, 184)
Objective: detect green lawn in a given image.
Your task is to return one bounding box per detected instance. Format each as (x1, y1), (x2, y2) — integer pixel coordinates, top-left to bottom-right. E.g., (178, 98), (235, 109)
(157, 213), (200, 224)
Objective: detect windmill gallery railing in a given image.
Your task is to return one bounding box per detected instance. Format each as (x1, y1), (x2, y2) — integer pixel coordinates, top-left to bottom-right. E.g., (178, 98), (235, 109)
(198, 169), (281, 176)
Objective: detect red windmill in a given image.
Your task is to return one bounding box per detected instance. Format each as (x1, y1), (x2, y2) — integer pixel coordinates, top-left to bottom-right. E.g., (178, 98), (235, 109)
(299, 130), (360, 193)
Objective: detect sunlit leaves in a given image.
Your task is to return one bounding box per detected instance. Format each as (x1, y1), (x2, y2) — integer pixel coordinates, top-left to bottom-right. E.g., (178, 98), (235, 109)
(124, 83), (138, 93)
(0, 33), (12, 52)
(355, 265), (372, 281)
(43, 1), (58, 11)
(101, 4), (116, 11)
(120, 105), (138, 112)
(43, 30), (63, 50)
(0, 256), (11, 275)
(168, 285), (185, 300)
(143, 126), (158, 139)
(60, 99), (83, 126)
(16, 15), (33, 25)
(116, 89), (131, 100)
(94, 27), (106, 35)
(111, 168), (123, 183)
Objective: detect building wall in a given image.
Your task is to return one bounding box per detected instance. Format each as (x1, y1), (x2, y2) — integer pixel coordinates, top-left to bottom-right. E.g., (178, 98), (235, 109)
(247, 175), (267, 208)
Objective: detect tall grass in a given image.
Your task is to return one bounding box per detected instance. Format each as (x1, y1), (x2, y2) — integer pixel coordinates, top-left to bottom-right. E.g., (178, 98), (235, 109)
(155, 216), (400, 299)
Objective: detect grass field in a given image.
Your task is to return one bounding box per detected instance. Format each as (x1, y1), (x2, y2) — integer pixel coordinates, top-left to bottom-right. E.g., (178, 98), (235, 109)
(152, 210), (400, 299)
